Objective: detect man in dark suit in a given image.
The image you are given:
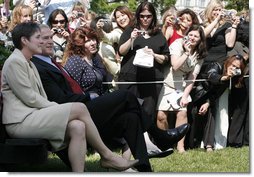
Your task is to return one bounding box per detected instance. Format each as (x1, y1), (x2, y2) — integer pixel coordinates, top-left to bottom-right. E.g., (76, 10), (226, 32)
(32, 24), (189, 172)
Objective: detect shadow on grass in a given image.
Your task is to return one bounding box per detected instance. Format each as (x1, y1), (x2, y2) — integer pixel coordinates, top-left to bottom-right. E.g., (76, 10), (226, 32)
(1, 153), (115, 172)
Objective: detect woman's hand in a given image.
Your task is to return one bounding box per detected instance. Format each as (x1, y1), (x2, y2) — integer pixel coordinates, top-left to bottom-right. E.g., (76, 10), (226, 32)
(198, 102), (209, 115)
(180, 96), (190, 108)
(131, 28), (142, 40)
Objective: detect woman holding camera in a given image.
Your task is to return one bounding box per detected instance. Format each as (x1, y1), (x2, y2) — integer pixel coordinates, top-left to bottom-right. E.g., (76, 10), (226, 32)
(195, 54), (247, 151)
(117, 2), (174, 150)
(200, 0), (240, 149)
(47, 9), (70, 63)
(156, 25), (207, 153)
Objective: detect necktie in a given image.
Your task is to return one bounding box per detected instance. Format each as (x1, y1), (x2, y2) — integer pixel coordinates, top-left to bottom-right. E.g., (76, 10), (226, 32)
(51, 60), (84, 94)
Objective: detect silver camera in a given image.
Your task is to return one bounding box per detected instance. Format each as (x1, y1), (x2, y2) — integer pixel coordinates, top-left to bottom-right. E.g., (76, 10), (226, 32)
(174, 17), (180, 24)
(232, 68), (241, 76)
(100, 19), (111, 23)
(224, 10), (232, 18)
(183, 36), (189, 43)
(54, 28), (63, 33)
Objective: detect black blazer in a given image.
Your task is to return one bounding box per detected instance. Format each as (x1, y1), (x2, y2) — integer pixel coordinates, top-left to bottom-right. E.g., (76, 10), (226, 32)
(31, 56), (90, 104)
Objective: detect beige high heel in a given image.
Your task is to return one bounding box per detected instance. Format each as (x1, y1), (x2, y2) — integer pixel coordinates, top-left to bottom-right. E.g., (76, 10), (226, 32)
(100, 158), (139, 171)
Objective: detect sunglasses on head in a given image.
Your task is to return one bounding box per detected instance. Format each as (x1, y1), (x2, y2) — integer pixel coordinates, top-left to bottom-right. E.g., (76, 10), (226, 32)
(235, 54), (244, 60)
(52, 20), (66, 24)
(139, 14), (153, 19)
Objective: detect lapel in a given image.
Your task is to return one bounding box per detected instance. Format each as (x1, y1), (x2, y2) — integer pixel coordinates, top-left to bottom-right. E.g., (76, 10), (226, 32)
(13, 50), (47, 97)
(32, 56), (62, 75)
(31, 56), (71, 88)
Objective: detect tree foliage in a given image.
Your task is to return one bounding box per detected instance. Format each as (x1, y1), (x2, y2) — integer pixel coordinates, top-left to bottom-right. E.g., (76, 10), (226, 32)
(225, 0), (249, 11)
(90, 0), (177, 16)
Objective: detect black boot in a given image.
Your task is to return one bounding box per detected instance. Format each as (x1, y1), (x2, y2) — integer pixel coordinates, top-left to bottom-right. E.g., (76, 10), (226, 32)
(148, 123), (190, 151)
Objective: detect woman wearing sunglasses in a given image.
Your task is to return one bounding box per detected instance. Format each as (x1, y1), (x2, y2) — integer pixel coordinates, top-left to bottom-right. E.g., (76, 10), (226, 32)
(47, 9), (70, 63)
(117, 1), (183, 151)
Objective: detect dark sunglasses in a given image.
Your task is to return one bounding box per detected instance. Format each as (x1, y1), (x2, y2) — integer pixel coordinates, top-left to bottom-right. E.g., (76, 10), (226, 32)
(52, 20), (66, 24)
(139, 14), (153, 19)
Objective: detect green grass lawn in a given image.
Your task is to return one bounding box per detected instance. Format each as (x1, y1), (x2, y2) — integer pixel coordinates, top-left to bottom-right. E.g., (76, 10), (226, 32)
(2, 146), (250, 173)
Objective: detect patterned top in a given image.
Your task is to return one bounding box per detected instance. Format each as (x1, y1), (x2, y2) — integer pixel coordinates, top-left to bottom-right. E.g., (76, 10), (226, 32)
(64, 54), (107, 95)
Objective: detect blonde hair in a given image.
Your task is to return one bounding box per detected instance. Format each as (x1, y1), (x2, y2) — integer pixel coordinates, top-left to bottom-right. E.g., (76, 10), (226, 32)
(203, 0), (225, 27)
(72, 1), (89, 19)
(8, 5), (33, 32)
(161, 6), (177, 25)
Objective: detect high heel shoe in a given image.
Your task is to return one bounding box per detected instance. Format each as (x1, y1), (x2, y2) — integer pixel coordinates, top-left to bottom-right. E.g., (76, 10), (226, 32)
(100, 158), (139, 171)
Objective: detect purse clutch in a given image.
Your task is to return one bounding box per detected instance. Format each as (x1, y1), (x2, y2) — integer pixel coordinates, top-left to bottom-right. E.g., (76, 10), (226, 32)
(166, 90), (192, 109)
(133, 48), (154, 68)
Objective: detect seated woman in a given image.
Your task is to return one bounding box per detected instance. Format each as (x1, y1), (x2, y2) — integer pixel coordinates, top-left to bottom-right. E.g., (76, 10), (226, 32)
(62, 27), (109, 96)
(1, 22), (138, 172)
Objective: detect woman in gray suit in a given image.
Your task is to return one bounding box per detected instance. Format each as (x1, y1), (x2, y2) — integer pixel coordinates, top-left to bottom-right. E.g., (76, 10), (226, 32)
(0, 22), (138, 172)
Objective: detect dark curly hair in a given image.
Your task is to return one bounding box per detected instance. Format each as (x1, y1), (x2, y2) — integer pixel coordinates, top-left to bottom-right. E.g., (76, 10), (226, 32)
(62, 26), (99, 65)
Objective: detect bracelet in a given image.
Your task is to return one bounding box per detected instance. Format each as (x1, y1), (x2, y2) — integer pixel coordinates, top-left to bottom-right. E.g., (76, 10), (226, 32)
(231, 26), (237, 29)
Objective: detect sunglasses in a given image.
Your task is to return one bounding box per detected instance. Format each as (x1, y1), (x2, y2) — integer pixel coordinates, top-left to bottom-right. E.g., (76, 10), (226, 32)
(52, 20), (66, 24)
(235, 54), (244, 60)
(140, 14), (153, 19)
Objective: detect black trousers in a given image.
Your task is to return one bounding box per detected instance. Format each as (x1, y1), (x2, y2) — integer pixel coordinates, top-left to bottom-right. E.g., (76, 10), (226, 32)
(85, 90), (151, 171)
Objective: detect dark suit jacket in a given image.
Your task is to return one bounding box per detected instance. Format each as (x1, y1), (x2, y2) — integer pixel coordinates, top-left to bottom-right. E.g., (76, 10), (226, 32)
(31, 56), (91, 104)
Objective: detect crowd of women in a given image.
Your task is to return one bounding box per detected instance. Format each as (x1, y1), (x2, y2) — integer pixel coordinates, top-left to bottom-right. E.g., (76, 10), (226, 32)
(0, 0), (249, 172)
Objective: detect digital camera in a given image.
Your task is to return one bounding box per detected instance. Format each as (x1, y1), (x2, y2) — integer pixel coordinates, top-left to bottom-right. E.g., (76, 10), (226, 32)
(35, 0), (41, 7)
(183, 36), (189, 43)
(232, 68), (241, 76)
(224, 10), (232, 18)
(54, 28), (63, 33)
(100, 19), (111, 23)
(137, 30), (146, 36)
(77, 12), (84, 17)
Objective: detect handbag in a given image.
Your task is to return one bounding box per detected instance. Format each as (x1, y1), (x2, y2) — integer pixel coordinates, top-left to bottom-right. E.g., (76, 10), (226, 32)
(166, 90), (192, 110)
(133, 47), (154, 68)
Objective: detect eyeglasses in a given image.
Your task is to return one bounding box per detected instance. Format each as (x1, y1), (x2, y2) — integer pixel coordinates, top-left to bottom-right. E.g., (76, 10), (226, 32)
(52, 20), (66, 24)
(139, 14), (153, 19)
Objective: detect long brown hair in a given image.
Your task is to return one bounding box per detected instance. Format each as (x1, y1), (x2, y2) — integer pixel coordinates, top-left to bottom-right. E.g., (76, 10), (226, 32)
(223, 54), (246, 88)
(62, 26), (99, 65)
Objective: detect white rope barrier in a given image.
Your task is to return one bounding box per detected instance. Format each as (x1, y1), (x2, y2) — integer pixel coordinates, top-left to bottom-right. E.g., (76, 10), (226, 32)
(102, 75), (249, 85)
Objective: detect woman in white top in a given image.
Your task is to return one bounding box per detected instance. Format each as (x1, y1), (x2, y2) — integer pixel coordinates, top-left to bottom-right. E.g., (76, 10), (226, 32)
(96, 6), (134, 83)
(156, 25), (207, 153)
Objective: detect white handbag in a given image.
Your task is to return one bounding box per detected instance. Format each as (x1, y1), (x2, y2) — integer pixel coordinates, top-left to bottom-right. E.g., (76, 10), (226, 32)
(166, 90), (192, 109)
(133, 47), (154, 68)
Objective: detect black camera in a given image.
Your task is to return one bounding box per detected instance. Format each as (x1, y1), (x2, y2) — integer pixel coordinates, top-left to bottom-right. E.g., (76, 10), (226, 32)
(77, 12), (84, 17)
(35, 0), (41, 7)
(137, 30), (146, 36)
